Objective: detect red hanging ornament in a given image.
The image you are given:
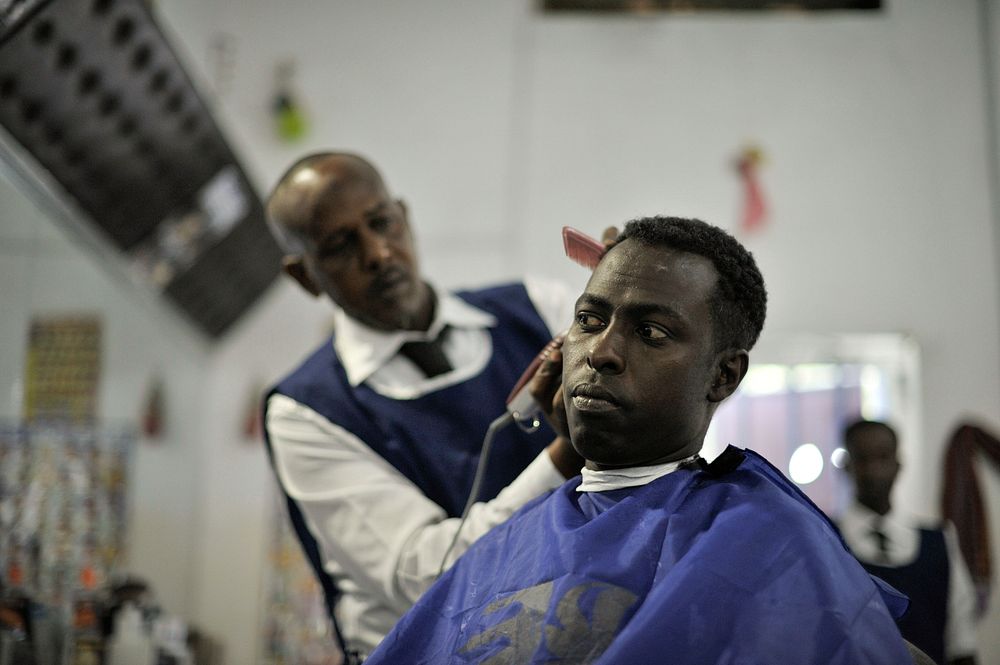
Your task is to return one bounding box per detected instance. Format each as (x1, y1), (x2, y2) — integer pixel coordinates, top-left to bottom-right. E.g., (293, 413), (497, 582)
(142, 377), (164, 439)
(735, 146), (768, 233)
(242, 383), (264, 441)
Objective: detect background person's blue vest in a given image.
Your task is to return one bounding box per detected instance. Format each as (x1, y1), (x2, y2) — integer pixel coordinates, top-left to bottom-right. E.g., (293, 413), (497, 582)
(263, 282), (557, 651)
(861, 528), (950, 665)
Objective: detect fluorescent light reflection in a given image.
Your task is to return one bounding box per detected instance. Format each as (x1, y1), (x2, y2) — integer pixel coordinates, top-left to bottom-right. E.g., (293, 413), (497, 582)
(741, 365), (787, 396)
(830, 447), (849, 469)
(789, 443), (824, 485)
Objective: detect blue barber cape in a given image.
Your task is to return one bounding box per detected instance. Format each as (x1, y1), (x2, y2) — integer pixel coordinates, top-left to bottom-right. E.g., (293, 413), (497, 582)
(367, 447), (910, 664)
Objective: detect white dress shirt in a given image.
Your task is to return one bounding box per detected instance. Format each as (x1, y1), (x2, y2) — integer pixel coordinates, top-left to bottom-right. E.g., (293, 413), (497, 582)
(266, 277), (576, 655)
(839, 502), (978, 659)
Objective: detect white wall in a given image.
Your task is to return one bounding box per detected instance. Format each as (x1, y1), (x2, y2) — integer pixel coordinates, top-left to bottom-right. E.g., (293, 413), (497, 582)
(3, 0), (997, 661)
(0, 169), (209, 619)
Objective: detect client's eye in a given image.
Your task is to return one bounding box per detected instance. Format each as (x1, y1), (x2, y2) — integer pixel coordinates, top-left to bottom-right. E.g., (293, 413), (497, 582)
(637, 323), (670, 341)
(576, 312), (605, 330)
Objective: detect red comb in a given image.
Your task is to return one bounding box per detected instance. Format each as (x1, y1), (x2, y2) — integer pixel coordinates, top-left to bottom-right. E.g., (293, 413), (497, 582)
(504, 228), (604, 419)
(562, 226), (606, 270)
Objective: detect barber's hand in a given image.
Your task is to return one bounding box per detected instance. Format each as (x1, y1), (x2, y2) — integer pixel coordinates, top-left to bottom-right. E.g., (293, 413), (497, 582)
(528, 334), (585, 479)
(532, 345), (586, 478)
(528, 336), (568, 439)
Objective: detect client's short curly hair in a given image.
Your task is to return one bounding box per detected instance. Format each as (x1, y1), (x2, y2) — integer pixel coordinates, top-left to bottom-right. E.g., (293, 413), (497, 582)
(616, 216), (768, 351)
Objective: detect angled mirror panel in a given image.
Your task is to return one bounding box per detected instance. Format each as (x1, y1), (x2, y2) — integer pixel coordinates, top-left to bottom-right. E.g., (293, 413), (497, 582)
(0, 0), (281, 337)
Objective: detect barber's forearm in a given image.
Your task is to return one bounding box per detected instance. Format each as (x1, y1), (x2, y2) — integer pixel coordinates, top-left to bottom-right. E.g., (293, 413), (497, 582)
(397, 448), (569, 598)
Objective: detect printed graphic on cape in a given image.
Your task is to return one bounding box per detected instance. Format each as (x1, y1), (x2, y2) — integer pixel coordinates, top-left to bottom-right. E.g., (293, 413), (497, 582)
(456, 577), (638, 664)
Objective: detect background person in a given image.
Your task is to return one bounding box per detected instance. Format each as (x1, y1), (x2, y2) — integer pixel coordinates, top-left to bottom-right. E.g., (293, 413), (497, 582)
(840, 419), (979, 665)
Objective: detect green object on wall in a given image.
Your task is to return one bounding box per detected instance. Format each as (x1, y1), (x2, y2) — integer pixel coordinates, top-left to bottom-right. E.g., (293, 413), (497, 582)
(274, 93), (307, 142)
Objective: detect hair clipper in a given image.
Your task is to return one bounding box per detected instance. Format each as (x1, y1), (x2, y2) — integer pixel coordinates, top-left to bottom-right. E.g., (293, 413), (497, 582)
(504, 226), (607, 430)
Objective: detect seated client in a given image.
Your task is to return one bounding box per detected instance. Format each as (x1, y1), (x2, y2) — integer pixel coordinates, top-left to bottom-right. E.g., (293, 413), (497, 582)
(365, 216), (912, 664)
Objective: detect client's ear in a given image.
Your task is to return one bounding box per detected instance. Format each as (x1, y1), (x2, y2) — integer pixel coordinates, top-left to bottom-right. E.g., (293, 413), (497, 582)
(708, 349), (749, 403)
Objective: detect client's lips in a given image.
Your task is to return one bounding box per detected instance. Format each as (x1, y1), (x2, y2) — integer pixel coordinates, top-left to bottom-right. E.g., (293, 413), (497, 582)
(571, 384), (622, 413)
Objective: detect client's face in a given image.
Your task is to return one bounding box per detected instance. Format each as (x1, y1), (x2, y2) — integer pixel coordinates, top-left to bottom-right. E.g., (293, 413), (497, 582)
(562, 239), (720, 470)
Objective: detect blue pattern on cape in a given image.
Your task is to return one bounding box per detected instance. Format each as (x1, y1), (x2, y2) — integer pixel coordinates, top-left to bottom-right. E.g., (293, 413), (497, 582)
(367, 447), (911, 664)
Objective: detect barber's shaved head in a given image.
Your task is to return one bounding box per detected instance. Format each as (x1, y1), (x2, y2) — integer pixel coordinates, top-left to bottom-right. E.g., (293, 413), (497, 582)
(265, 151), (432, 331)
(267, 152), (390, 255)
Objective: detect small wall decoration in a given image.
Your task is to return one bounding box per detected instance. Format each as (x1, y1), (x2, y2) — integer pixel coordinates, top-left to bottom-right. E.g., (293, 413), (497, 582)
(735, 145), (768, 233)
(272, 58), (309, 143)
(242, 382), (264, 442)
(23, 316), (101, 425)
(141, 376), (165, 439)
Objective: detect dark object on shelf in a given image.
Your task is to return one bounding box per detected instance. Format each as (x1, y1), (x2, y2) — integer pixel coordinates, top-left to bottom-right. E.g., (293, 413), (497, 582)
(0, 0), (281, 338)
(541, 0), (881, 12)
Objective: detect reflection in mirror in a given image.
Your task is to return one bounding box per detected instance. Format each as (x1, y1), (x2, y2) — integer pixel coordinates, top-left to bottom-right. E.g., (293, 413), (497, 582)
(706, 334), (920, 516)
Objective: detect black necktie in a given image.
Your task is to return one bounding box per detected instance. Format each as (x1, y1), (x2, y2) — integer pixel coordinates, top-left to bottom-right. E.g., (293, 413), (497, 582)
(399, 326), (452, 378)
(871, 520), (890, 563)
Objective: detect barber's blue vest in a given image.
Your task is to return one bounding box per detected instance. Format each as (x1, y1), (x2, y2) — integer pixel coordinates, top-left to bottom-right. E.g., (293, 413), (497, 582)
(861, 528), (950, 665)
(263, 283), (556, 648)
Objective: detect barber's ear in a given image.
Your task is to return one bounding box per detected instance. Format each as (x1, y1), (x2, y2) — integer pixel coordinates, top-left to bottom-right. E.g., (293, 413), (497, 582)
(708, 349), (749, 403)
(282, 256), (321, 297)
